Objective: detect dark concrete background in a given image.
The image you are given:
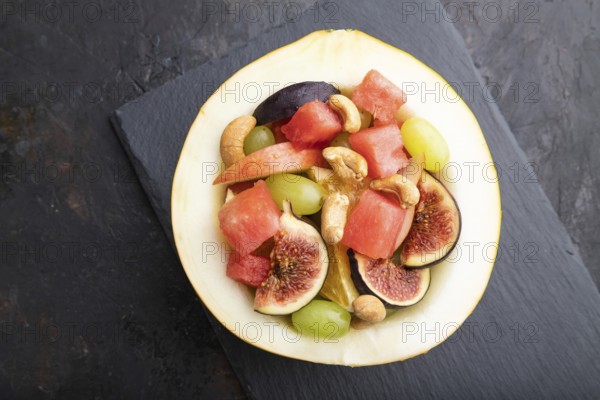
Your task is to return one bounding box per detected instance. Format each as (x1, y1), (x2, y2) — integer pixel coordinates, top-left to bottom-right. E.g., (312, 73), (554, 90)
(0, 0), (597, 398)
(443, 0), (600, 292)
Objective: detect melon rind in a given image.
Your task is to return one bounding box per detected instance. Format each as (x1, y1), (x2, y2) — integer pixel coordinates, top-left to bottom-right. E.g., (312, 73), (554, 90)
(172, 30), (502, 366)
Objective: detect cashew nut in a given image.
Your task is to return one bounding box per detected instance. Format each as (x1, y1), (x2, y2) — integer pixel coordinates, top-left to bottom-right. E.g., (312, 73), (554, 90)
(327, 94), (361, 133)
(306, 166), (335, 184)
(370, 174), (420, 209)
(352, 295), (386, 323)
(322, 147), (368, 183)
(219, 115), (256, 167)
(321, 192), (350, 245)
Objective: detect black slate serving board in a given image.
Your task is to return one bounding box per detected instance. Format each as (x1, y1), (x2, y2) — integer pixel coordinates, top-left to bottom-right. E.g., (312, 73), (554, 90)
(112, 2), (600, 398)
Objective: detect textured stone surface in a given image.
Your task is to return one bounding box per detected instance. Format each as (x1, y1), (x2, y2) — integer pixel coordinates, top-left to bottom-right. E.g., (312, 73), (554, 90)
(1, 0), (599, 398)
(439, 0), (600, 284)
(113, 3), (600, 400)
(0, 0), (314, 397)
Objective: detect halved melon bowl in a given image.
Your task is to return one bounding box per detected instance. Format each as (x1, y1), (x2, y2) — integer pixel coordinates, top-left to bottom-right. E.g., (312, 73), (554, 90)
(171, 30), (501, 366)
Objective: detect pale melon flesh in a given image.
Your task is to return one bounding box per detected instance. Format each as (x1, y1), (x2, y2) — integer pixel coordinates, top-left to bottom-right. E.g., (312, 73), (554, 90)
(171, 30), (502, 366)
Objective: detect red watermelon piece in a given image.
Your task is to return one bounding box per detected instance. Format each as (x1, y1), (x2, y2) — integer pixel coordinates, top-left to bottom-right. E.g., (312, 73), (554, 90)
(226, 252), (271, 287)
(349, 124), (409, 179)
(281, 100), (342, 147)
(218, 180), (281, 255)
(342, 189), (407, 259)
(213, 142), (328, 185)
(351, 69), (406, 123)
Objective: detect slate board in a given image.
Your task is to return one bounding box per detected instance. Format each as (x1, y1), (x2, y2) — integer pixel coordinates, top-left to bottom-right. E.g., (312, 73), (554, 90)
(111, 2), (600, 398)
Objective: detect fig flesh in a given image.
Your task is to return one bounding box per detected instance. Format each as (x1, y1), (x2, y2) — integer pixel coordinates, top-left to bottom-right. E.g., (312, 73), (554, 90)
(253, 81), (340, 125)
(348, 250), (430, 308)
(254, 200), (329, 315)
(401, 171), (461, 268)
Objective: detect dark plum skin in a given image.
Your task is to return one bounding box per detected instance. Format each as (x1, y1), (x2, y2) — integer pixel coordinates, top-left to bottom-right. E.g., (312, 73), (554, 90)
(253, 81), (340, 125)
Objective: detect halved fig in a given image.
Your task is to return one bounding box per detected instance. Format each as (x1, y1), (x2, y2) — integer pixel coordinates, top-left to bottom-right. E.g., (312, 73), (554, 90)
(253, 82), (340, 125)
(348, 250), (429, 308)
(254, 200), (329, 315)
(401, 171), (461, 268)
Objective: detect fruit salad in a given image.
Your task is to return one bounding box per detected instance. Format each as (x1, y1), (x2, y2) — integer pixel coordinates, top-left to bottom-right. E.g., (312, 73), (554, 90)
(213, 70), (461, 338)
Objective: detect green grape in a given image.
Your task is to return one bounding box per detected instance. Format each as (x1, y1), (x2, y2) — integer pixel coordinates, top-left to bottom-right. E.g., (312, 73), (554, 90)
(243, 125), (275, 155)
(400, 117), (449, 172)
(292, 300), (351, 340)
(329, 132), (351, 148)
(265, 173), (326, 216)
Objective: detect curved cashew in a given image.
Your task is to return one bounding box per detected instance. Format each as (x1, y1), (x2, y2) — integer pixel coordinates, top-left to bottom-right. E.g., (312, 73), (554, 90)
(321, 192), (349, 245)
(306, 166), (334, 184)
(322, 147), (368, 183)
(327, 94), (361, 133)
(370, 174), (420, 208)
(219, 115), (256, 167)
(352, 295), (386, 323)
